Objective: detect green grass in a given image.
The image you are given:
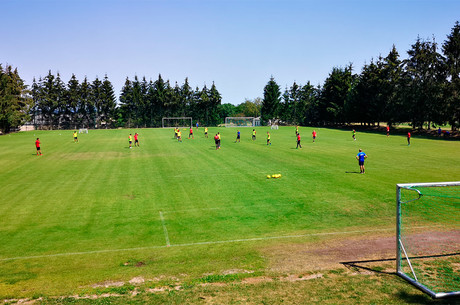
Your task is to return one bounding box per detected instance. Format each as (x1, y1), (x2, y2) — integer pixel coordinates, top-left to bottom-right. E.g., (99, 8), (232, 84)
(0, 126), (459, 302)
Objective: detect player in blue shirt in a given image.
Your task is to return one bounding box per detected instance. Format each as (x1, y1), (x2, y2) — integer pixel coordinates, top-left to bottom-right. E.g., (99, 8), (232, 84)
(235, 130), (241, 142)
(356, 149), (368, 174)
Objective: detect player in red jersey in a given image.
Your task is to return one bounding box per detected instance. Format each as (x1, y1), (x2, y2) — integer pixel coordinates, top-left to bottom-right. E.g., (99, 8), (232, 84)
(312, 130), (317, 142)
(35, 138), (42, 156)
(296, 133), (302, 149)
(134, 133), (139, 147)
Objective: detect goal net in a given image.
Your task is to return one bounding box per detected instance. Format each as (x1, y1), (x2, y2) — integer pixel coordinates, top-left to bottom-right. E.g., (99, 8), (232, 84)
(396, 182), (460, 299)
(162, 117), (192, 128)
(225, 117), (256, 127)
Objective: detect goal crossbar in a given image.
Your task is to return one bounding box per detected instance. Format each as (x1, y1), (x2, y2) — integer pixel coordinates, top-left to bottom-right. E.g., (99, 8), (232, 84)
(162, 117), (192, 128)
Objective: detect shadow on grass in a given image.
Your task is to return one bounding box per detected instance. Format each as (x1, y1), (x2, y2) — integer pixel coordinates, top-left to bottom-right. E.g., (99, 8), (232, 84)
(341, 253), (460, 275)
(345, 171), (361, 174)
(341, 257), (396, 275)
(342, 254), (460, 302)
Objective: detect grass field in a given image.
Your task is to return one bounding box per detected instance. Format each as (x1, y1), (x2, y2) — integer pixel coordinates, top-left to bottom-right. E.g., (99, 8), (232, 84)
(0, 126), (459, 304)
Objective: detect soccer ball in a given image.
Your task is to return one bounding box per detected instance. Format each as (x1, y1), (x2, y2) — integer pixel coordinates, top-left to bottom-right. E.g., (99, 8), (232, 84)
(266, 175), (271, 179)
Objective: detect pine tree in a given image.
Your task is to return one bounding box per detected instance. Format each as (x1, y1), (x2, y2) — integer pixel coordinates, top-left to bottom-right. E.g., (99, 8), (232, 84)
(261, 76), (281, 124)
(100, 75), (117, 128)
(119, 77), (133, 127)
(0, 65), (33, 133)
(442, 21), (460, 130)
(66, 74), (80, 129)
(404, 36), (446, 129)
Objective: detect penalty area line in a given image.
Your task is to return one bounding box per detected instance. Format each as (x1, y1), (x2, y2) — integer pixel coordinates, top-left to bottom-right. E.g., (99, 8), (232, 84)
(159, 211), (171, 247)
(0, 225), (443, 262)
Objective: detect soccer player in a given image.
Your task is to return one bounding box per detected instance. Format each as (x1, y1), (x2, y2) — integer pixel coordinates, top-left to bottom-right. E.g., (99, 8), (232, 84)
(312, 130), (317, 142)
(217, 132), (221, 149)
(35, 138), (42, 156)
(252, 129), (256, 141)
(407, 132), (411, 145)
(214, 134), (219, 150)
(189, 127), (194, 139)
(296, 133), (302, 149)
(386, 125), (390, 137)
(352, 129), (356, 141)
(295, 126), (299, 135)
(235, 130), (241, 142)
(73, 131), (78, 143)
(177, 130), (182, 142)
(204, 127), (208, 138)
(134, 133), (139, 147)
(356, 149), (368, 174)
(174, 128), (178, 139)
(267, 131), (271, 145)
(196, 122), (199, 129)
(128, 134), (133, 148)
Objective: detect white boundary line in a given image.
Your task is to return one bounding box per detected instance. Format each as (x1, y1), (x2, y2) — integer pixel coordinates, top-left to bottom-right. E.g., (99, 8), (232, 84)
(0, 227), (394, 262)
(159, 211), (170, 247)
(0, 225), (448, 262)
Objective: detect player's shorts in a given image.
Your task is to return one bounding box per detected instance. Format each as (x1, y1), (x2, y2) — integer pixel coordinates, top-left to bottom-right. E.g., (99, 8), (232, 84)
(129, 141), (132, 144)
(135, 140), (139, 143)
(36, 146), (40, 150)
(74, 137), (77, 140)
(359, 161), (364, 166)
(237, 135), (240, 139)
(313, 136), (316, 139)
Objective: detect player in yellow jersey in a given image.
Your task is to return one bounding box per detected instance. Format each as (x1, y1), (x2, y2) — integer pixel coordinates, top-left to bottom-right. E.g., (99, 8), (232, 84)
(128, 134), (133, 148)
(204, 127), (208, 138)
(252, 129), (256, 141)
(73, 131), (78, 143)
(267, 131), (271, 145)
(177, 130), (182, 142)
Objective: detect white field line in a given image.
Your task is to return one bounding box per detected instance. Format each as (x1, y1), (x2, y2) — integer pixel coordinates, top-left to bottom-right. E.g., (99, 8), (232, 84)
(0, 225), (447, 262)
(159, 211), (171, 247)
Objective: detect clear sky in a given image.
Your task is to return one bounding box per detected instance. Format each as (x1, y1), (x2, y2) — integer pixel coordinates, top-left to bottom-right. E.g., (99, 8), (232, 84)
(2, 0), (459, 105)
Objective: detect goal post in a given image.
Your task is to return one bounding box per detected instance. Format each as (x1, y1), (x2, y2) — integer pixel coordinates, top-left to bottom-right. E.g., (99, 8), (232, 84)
(162, 117), (192, 128)
(396, 182), (460, 299)
(224, 117), (258, 127)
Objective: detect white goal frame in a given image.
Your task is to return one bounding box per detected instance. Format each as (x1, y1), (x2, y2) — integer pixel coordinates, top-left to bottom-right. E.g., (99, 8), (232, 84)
(162, 117), (192, 128)
(225, 117), (258, 128)
(396, 181), (460, 299)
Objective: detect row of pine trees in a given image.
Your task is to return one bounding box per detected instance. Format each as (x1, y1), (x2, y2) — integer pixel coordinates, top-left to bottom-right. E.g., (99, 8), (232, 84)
(262, 22), (460, 130)
(30, 73), (222, 129)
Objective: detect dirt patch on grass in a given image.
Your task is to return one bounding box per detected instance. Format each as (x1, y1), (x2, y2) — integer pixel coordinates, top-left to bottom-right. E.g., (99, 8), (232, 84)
(91, 281), (124, 288)
(264, 230), (460, 273)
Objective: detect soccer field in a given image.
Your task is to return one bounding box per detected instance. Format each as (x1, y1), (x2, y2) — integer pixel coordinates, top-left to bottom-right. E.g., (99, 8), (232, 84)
(0, 127), (459, 301)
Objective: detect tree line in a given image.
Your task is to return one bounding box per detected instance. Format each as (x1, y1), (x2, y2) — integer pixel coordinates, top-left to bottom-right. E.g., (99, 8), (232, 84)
(1, 21), (459, 134)
(261, 21), (460, 131)
(28, 72), (223, 130)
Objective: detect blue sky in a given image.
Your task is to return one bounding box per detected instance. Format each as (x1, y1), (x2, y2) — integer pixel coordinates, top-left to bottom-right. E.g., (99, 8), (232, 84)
(2, 0), (459, 105)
